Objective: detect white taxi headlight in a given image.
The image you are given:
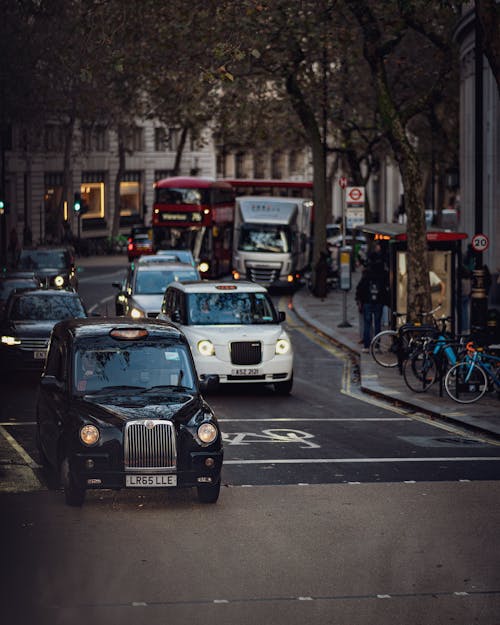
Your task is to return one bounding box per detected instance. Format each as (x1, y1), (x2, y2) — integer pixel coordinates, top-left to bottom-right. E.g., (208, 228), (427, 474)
(275, 338), (291, 355)
(197, 422), (218, 444)
(80, 424), (100, 446)
(130, 307), (144, 319)
(198, 261), (210, 274)
(54, 275), (65, 287)
(197, 339), (215, 356)
(1, 335), (21, 346)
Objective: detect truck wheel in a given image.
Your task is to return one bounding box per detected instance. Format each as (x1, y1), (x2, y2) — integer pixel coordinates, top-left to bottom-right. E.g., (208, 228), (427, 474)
(197, 479), (221, 504)
(60, 456), (86, 507)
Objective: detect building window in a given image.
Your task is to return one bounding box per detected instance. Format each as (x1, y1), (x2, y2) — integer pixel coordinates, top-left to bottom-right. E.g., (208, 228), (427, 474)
(235, 152), (245, 178)
(155, 127), (167, 151)
(80, 182), (105, 219)
(168, 128), (181, 151)
(125, 126), (144, 152)
(120, 181), (140, 216)
(271, 151), (283, 179)
(254, 153), (266, 179)
(44, 124), (64, 152)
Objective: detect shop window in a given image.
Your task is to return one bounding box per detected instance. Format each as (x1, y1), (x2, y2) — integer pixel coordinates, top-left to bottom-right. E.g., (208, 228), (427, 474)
(80, 183), (105, 219)
(120, 181), (140, 216)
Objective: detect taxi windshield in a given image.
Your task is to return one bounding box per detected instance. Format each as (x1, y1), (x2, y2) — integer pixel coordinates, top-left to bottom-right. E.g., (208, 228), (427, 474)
(135, 269), (199, 294)
(187, 291), (277, 325)
(74, 342), (195, 393)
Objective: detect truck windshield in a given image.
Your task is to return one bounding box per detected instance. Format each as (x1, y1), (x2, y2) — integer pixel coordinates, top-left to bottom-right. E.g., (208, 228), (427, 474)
(238, 224), (291, 253)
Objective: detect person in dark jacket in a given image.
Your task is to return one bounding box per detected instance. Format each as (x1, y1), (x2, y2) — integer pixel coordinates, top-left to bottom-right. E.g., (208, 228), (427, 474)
(356, 262), (388, 352)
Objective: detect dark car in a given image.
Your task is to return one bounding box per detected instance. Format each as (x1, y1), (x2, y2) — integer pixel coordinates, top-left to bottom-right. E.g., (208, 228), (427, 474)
(127, 232), (154, 262)
(17, 246), (78, 290)
(0, 289), (87, 371)
(0, 272), (43, 316)
(36, 318), (223, 506)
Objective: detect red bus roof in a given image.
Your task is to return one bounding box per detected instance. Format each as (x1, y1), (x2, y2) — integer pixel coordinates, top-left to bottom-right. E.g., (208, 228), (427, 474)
(154, 176), (233, 189)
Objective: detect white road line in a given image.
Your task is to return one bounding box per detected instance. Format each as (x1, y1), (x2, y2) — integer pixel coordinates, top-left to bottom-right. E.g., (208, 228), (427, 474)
(0, 425), (40, 469)
(219, 417), (411, 422)
(89, 294), (116, 314)
(224, 456), (500, 465)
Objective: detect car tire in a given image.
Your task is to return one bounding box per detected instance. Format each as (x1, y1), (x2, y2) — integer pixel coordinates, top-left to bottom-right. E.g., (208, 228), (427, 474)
(60, 456), (86, 507)
(274, 374), (293, 396)
(197, 479), (221, 504)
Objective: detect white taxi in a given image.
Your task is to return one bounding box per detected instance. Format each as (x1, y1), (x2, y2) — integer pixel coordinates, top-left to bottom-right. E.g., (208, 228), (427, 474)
(158, 281), (293, 394)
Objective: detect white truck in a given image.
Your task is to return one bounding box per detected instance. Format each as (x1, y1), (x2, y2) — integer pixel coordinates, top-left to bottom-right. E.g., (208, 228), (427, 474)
(232, 196), (312, 288)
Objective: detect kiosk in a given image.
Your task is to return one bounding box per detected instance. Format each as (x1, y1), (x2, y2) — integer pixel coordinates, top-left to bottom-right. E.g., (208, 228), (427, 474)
(358, 224), (468, 332)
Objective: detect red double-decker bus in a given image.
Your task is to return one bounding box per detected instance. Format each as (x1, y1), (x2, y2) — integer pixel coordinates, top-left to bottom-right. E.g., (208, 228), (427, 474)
(222, 178), (313, 199)
(152, 177), (235, 278)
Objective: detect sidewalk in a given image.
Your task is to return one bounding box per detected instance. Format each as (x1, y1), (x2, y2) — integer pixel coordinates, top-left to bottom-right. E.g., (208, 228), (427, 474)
(292, 284), (500, 442)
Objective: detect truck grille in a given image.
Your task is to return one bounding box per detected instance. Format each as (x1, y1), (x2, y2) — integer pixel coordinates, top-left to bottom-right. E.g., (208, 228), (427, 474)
(246, 267), (280, 285)
(230, 341), (262, 365)
(124, 420), (176, 471)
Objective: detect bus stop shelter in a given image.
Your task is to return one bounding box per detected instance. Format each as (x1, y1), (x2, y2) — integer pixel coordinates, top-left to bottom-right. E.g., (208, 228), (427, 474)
(357, 223), (468, 332)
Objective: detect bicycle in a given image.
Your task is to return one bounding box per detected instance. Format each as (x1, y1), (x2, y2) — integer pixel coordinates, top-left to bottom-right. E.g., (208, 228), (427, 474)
(369, 305), (442, 370)
(444, 342), (500, 403)
(402, 317), (467, 393)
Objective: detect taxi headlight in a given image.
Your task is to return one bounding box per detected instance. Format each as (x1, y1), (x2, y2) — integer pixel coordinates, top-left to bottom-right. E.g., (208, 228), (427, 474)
(275, 338), (291, 355)
(80, 424), (100, 446)
(1, 335), (21, 346)
(198, 261), (210, 274)
(53, 275), (65, 287)
(130, 307), (145, 319)
(197, 422), (218, 444)
(197, 339), (215, 356)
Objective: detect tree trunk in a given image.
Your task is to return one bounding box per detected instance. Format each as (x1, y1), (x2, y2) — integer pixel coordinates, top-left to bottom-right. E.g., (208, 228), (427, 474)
(58, 115), (75, 243)
(172, 126), (189, 176)
(112, 127), (126, 240)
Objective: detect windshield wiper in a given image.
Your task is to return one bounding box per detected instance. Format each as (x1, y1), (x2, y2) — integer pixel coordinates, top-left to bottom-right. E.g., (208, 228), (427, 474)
(141, 385), (192, 393)
(89, 385), (146, 394)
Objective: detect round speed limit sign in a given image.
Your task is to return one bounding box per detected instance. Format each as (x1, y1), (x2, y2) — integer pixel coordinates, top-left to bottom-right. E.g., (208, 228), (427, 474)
(471, 233), (489, 252)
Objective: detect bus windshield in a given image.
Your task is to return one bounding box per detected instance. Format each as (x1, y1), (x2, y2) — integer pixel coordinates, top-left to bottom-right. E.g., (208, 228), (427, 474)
(238, 224), (291, 253)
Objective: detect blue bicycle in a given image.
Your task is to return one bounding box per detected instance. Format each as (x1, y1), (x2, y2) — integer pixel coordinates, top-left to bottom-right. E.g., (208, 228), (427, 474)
(444, 343), (500, 403)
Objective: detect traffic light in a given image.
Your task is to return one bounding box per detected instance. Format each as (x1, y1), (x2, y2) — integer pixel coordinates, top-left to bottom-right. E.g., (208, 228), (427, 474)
(73, 192), (82, 213)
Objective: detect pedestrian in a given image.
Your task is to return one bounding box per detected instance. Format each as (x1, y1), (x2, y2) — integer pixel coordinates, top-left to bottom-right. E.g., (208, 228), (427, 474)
(8, 227), (19, 268)
(356, 262), (388, 353)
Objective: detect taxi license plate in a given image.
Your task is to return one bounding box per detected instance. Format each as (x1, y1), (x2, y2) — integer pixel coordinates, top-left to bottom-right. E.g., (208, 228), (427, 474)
(231, 368), (260, 376)
(126, 474), (177, 487)
(34, 351), (46, 359)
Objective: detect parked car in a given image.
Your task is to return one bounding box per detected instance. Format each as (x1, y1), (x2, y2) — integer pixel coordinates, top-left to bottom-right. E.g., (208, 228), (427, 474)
(112, 260), (200, 317)
(158, 280), (294, 394)
(0, 288), (87, 371)
(0, 272), (43, 316)
(16, 246), (78, 290)
(36, 318), (223, 506)
(145, 249), (197, 267)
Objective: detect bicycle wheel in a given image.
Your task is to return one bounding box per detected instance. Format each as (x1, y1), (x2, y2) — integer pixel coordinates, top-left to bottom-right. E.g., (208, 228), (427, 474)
(370, 330), (399, 368)
(403, 350), (437, 392)
(444, 361), (488, 403)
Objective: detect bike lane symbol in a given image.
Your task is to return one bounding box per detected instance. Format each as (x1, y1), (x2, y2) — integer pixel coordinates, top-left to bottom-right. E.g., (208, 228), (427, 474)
(222, 428), (320, 449)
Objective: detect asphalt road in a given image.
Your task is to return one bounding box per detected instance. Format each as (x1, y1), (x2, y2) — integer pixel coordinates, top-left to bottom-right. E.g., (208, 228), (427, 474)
(1, 260), (499, 625)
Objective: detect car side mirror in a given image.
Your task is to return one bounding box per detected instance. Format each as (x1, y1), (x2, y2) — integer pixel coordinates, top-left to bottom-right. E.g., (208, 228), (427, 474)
(278, 311), (286, 323)
(40, 374), (64, 392)
(112, 282), (122, 289)
(199, 374), (219, 393)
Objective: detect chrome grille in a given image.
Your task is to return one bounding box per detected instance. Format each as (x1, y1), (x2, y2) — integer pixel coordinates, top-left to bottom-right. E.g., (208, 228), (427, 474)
(246, 267), (280, 285)
(20, 338), (49, 349)
(124, 420), (176, 471)
(230, 341), (262, 365)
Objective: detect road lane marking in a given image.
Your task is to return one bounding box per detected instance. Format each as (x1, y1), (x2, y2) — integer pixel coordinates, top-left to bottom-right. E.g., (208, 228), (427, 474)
(224, 456), (500, 465)
(0, 425), (43, 491)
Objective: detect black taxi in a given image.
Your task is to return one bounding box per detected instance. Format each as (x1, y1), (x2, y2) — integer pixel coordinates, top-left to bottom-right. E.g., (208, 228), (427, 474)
(36, 318), (223, 506)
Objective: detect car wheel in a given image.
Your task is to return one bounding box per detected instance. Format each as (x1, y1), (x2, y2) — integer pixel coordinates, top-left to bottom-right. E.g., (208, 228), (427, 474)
(197, 479), (221, 504)
(274, 374), (293, 396)
(60, 456), (86, 507)
(35, 425), (50, 469)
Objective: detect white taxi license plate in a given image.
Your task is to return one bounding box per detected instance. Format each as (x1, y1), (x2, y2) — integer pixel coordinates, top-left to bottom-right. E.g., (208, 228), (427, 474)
(126, 474), (177, 487)
(34, 351), (47, 359)
(231, 368), (260, 376)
